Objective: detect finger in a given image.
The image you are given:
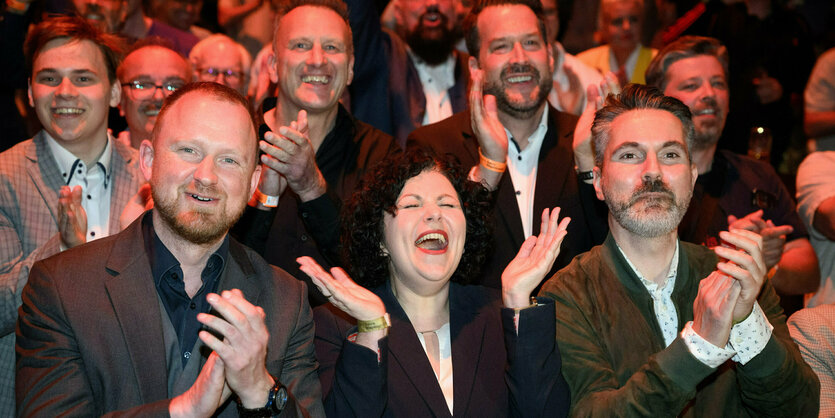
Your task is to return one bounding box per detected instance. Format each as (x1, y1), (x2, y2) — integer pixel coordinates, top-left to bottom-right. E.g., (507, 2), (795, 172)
(720, 229), (764, 260)
(222, 289), (268, 333)
(484, 94), (499, 121)
(762, 225), (793, 238)
(716, 261), (757, 287)
(297, 109), (308, 134)
(260, 153), (290, 174)
(199, 329), (232, 359)
(278, 126), (309, 147)
(205, 292), (249, 330)
(727, 214), (739, 225)
(197, 312), (237, 342)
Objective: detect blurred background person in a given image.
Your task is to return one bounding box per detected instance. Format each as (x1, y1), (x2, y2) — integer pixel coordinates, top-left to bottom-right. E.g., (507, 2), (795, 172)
(117, 38), (190, 149)
(189, 33), (251, 96)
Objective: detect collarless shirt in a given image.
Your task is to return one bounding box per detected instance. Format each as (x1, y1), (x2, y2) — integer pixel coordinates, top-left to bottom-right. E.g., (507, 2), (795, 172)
(142, 212), (228, 368)
(45, 132), (113, 242)
(408, 50), (456, 126)
(505, 106), (549, 238)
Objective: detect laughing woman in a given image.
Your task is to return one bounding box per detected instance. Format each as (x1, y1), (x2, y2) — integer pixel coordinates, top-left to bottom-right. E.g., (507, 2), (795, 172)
(298, 151), (571, 417)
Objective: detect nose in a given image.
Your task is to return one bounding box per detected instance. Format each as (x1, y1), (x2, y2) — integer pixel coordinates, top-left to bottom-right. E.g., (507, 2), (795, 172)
(641, 153), (661, 182)
(55, 77), (77, 98)
(424, 202), (442, 223)
(509, 42), (527, 64)
(307, 44), (326, 66)
(193, 157), (218, 187)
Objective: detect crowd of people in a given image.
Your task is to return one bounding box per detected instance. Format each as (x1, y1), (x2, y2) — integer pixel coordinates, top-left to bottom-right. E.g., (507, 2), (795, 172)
(1, 0), (834, 415)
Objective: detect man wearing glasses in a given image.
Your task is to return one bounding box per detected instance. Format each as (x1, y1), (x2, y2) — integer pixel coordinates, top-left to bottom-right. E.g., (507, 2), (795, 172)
(0, 16), (146, 415)
(118, 38), (192, 149)
(189, 34), (252, 96)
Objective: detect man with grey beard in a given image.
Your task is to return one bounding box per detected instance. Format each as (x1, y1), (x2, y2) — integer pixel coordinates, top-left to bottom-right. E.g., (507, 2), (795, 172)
(643, 36), (819, 303)
(539, 84), (819, 417)
(408, 0), (608, 290)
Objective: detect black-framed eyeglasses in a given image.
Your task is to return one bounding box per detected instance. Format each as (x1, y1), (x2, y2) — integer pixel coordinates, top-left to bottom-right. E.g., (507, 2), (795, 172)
(121, 80), (185, 99)
(198, 67), (243, 82)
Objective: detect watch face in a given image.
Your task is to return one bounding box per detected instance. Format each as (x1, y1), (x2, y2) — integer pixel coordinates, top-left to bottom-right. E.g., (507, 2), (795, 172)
(274, 387), (288, 411)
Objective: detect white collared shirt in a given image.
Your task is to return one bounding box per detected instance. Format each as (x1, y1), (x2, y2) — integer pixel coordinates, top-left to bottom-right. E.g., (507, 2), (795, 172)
(616, 240), (773, 367)
(416, 322), (453, 414)
(505, 107), (549, 238)
(45, 133), (114, 242)
(409, 50), (457, 126)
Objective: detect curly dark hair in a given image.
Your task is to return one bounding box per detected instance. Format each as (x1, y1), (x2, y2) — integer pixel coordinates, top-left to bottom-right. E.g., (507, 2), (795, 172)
(341, 149), (493, 289)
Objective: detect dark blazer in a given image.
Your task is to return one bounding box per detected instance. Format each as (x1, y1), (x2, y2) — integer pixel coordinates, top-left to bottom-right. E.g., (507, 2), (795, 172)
(314, 282), (569, 417)
(16, 214), (324, 417)
(408, 108), (608, 289)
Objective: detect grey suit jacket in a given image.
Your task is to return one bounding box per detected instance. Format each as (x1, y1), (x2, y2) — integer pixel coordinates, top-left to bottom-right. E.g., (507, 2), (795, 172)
(0, 131), (144, 415)
(15, 215), (325, 417)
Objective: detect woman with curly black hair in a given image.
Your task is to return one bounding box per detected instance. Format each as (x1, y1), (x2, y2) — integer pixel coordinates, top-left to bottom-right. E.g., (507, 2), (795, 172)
(298, 149), (572, 417)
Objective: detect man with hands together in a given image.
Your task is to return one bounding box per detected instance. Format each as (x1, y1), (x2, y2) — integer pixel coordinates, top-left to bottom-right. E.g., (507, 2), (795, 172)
(16, 82), (323, 417)
(539, 84), (819, 417)
(233, 0), (399, 306)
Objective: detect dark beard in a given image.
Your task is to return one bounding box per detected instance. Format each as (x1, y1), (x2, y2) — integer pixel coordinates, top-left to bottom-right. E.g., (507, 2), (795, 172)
(483, 63), (552, 120)
(404, 12), (457, 65)
(606, 177), (690, 238)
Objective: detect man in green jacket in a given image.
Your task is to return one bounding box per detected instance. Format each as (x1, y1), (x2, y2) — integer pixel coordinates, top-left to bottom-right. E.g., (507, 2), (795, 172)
(539, 84), (819, 416)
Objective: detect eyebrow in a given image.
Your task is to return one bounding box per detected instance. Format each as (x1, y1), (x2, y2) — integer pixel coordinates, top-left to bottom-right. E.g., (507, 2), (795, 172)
(36, 68), (97, 75)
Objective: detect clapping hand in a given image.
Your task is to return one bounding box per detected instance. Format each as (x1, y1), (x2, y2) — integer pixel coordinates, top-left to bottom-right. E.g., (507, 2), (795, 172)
(501, 208), (571, 308)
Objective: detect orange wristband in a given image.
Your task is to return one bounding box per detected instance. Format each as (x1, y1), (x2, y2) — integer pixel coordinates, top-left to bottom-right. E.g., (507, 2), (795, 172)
(478, 147), (507, 173)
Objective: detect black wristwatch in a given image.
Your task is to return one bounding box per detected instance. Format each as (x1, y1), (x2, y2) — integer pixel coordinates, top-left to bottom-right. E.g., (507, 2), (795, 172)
(236, 379), (288, 417)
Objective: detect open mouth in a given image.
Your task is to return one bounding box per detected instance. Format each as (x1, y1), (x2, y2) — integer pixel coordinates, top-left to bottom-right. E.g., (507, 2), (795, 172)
(53, 107), (84, 115)
(415, 230), (449, 254)
(188, 192), (217, 203)
(301, 75), (330, 85)
(507, 75), (533, 83)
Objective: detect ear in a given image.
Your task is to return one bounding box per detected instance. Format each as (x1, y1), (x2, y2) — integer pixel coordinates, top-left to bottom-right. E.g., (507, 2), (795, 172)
(547, 38), (555, 73)
(139, 139), (155, 182)
(347, 53), (355, 86)
(28, 79), (34, 108)
(592, 166), (604, 201)
(690, 162), (698, 189)
(249, 164), (262, 199)
(267, 50), (278, 84)
(119, 89), (127, 117)
(109, 80), (121, 108)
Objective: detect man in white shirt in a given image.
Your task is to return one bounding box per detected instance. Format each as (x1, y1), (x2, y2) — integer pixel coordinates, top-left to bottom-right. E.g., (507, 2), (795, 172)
(539, 83), (819, 416)
(408, 0), (608, 289)
(0, 16), (145, 415)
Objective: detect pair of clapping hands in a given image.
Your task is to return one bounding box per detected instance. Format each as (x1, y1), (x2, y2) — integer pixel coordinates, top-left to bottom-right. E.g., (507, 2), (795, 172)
(297, 208), (572, 351)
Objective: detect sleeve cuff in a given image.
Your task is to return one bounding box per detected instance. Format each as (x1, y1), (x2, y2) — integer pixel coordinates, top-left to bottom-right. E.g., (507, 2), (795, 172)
(681, 321), (736, 368)
(729, 302), (773, 364)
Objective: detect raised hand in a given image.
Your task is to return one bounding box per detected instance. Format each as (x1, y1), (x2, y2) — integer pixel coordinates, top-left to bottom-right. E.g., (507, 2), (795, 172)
(259, 110), (326, 202)
(551, 62), (584, 116)
(197, 289), (275, 408)
(713, 229), (767, 323)
(169, 351), (232, 418)
(468, 59), (508, 191)
(297, 256), (385, 322)
(573, 72), (621, 173)
(692, 271), (740, 347)
(119, 182), (153, 230)
(501, 208), (571, 308)
(727, 210), (792, 269)
(58, 185), (87, 248)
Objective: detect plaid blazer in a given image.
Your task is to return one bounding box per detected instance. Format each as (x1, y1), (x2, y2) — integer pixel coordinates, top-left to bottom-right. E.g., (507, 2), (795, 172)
(0, 131), (144, 416)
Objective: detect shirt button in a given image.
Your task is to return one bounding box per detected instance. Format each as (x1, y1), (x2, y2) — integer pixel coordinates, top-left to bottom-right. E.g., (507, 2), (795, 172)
(300, 234), (309, 242)
(190, 302), (196, 309)
(301, 212), (309, 219)
(517, 156), (522, 161)
(184, 351), (191, 359)
(515, 191), (521, 195)
(89, 231), (96, 237)
(87, 194), (92, 200)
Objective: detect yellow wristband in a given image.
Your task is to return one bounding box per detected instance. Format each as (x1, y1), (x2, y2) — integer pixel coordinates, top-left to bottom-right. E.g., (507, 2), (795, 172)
(478, 147), (507, 173)
(357, 313), (390, 332)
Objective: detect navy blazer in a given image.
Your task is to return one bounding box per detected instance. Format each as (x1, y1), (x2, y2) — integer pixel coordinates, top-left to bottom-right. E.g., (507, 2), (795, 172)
(314, 282), (569, 417)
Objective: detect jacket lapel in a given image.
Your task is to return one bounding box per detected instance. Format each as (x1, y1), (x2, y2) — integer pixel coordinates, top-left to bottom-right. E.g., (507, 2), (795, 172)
(378, 285), (453, 418)
(218, 240), (261, 304)
(449, 284), (489, 417)
(103, 219), (168, 402)
(26, 132), (63, 225)
(531, 110), (573, 236)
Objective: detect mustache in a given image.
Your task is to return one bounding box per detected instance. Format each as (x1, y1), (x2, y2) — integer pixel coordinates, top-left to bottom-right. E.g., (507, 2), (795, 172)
(629, 178), (675, 204)
(501, 63), (540, 81)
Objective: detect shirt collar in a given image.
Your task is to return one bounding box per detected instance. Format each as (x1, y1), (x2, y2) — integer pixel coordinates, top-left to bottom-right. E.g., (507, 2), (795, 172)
(615, 239), (680, 293)
(141, 211), (230, 287)
(505, 105), (549, 153)
(44, 131), (114, 187)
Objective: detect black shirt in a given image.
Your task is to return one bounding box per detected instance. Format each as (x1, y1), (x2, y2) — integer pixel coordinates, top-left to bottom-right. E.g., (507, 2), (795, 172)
(142, 212), (228, 368)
